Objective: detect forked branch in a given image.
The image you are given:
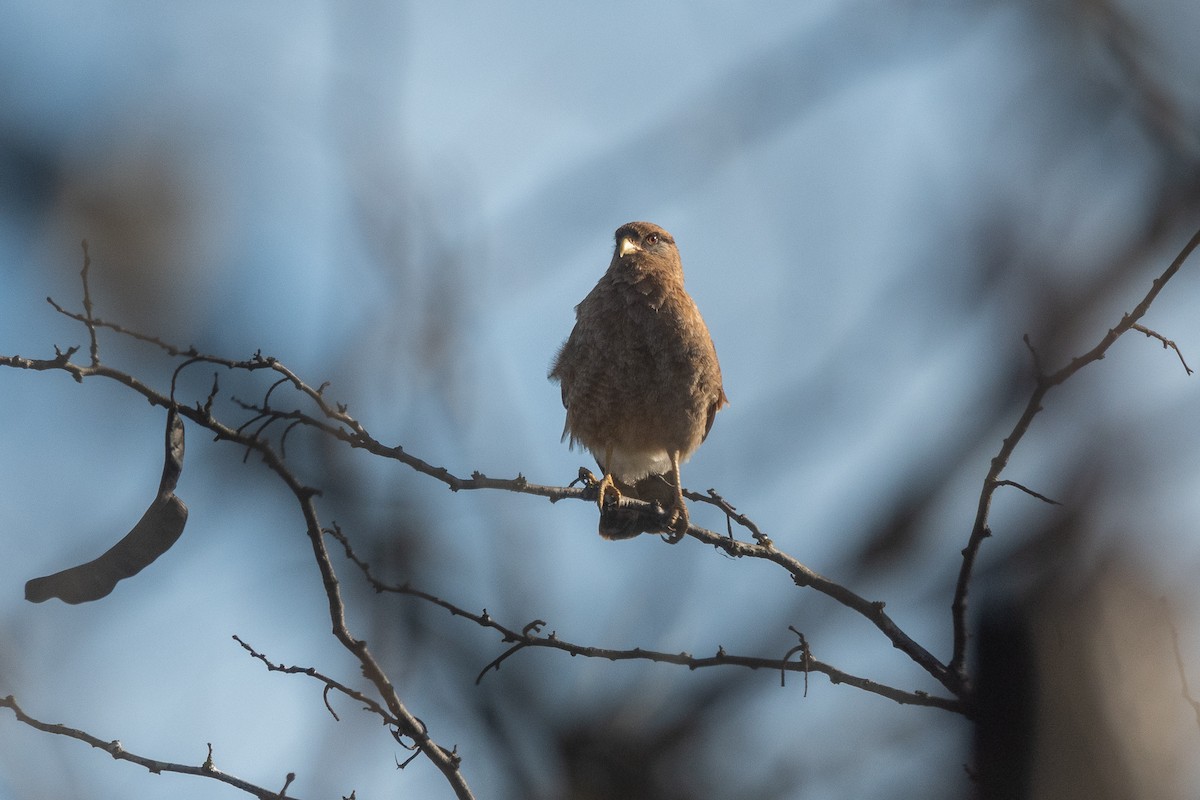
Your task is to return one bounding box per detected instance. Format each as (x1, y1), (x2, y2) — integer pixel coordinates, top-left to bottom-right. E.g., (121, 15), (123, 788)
(950, 225), (1200, 681)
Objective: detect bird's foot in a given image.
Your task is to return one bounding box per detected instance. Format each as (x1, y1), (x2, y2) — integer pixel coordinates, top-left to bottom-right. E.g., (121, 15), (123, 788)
(575, 467), (622, 510)
(662, 497), (690, 544)
(595, 472), (622, 511)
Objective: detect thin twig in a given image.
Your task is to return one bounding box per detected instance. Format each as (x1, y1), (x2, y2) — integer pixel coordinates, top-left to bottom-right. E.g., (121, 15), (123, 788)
(994, 480), (1061, 505)
(47, 293), (199, 358)
(0, 695), (302, 800)
(1131, 322), (1193, 374)
(79, 240), (99, 367)
(690, 488), (773, 546)
(231, 635), (393, 723)
(780, 626), (811, 696)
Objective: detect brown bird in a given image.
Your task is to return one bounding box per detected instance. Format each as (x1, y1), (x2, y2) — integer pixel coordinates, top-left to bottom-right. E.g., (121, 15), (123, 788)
(549, 221), (727, 540)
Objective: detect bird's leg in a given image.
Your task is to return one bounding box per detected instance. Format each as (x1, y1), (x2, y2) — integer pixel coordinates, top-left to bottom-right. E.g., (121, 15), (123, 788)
(594, 444), (622, 511)
(663, 451), (689, 543)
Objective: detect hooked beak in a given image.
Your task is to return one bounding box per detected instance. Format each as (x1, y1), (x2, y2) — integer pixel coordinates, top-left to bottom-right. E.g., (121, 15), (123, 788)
(618, 236), (641, 257)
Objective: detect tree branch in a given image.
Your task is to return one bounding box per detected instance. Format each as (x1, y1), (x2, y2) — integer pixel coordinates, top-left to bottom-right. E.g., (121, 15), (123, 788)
(2, 346), (474, 798)
(1164, 601), (1200, 732)
(325, 525), (965, 714)
(2, 324), (963, 707)
(0, 695), (303, 800)
(9, 225), (1197, 794)
(950, 224), (1200, 681)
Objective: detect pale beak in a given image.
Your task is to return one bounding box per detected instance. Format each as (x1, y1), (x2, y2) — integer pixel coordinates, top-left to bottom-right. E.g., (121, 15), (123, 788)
(618, 236), (641, 257)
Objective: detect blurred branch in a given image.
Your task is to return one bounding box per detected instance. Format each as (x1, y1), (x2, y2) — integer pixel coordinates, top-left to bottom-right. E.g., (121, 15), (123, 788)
(950, 225), (1200, 682)
(1164, 601), (1200, 732)
(78, 239), (99, 367)
(0, 695), (302, 800)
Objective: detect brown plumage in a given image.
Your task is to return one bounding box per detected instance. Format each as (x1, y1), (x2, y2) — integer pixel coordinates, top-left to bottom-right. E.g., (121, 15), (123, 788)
(549, 221), (727, 539)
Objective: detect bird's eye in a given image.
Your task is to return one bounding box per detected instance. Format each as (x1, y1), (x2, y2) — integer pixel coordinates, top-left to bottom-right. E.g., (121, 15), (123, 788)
(645, 233), (660, 246)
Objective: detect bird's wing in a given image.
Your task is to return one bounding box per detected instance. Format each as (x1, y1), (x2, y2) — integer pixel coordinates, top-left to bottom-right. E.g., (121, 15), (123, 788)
(702, 387), (728, 442)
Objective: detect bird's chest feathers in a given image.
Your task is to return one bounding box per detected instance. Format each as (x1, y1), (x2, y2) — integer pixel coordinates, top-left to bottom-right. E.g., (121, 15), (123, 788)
(629, 274), (670, 310)
(609, 262), (684, 311)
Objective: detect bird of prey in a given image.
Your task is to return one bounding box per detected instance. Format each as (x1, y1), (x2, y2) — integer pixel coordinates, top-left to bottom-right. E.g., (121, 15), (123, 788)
(550, 221), (727, 540)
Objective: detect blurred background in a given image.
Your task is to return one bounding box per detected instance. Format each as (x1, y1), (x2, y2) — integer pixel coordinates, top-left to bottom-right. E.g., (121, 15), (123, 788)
(3, 1), (1200, 798)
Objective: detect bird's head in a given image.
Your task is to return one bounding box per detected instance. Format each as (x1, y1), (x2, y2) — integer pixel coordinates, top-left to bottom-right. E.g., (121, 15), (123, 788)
(612, 221), (679, 271)
(614, 221), (675, 256)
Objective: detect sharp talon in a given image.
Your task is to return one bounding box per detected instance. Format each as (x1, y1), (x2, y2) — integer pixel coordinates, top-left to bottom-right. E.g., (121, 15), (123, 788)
(662, 495), (689, 544)
(595, 473), (621, 510)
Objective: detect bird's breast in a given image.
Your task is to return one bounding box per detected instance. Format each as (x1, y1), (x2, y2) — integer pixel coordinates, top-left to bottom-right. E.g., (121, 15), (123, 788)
(602, 446), (674, 483)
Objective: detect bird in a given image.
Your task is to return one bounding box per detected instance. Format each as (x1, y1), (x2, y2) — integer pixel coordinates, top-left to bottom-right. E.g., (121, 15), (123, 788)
(549, 221), (727, 540)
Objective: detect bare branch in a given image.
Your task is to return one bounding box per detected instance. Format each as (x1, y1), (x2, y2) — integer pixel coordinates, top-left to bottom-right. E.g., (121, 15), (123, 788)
(1164, 601), (1200, 732)
(47, 292), (199, 359)
(5, 307), (473, 797)
(994, 479), (1061, 506)
(1131, 322), (1193, 375)
(690, 488), (773, 546)
(951, 225), (1200, 681)
(231, 635), (392, 724)
(17, 225), (1196, 789)
(780, 626), (811, 695)
(79, 240), (99, 367)
(325, 526), (964, 714)
(0, 695), (302, 800)
(2, 325), (963, 709)
(680, 519), (965, 697)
